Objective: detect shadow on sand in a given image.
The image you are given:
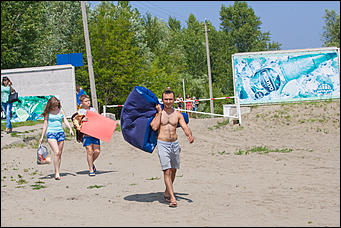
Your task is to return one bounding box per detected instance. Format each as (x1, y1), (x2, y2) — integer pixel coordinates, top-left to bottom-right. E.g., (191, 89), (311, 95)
(39, 172), (77, 180)
(39, 170), (117, 179)
(124, 192), (193, 205)
(75, 170), (117, 175)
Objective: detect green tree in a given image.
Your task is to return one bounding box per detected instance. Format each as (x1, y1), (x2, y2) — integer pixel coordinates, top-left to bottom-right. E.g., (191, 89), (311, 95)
(175, 13), (209, 102)
(322, 9), (340, 48)
(88, 1), (146, 115)
(1, 1), (46, 69)
(208, 1), (282, 113)
(1, 1), (86, 69)
(37, 1), (85, 66)
(140, 13), (185, 97)
(142, 13), (163, 55)
(182, 14), (207, 80)
(219, 1), (281, 53)
(168, 16), (181, 31)
(208, 25), (236, 98)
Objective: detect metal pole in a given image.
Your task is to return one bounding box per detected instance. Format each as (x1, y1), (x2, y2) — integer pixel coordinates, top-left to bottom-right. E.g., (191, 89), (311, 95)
(236, 96), (242, 125)
(204, 19), (214, 117)
(182, 79), (186, 101)
(81, 1), (98, 111)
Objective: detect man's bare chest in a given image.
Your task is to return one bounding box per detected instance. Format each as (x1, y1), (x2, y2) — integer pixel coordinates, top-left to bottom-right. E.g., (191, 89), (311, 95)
(161, 111), (178, 126)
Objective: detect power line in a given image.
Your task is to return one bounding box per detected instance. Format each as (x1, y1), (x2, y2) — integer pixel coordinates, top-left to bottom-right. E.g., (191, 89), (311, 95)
(131, 1), (189, 26)
(144, 1), (189, 21)
(131, 1), (168, 21)
(143, 1), (216, 28)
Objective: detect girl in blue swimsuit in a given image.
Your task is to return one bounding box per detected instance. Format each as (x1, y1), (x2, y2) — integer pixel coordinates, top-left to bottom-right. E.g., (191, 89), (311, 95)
(39, 97), (74, 180)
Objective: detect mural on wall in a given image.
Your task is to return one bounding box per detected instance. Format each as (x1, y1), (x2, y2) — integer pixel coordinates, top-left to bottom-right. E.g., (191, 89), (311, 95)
(11, 95), (54, 122)
(232, 48), (340, 105)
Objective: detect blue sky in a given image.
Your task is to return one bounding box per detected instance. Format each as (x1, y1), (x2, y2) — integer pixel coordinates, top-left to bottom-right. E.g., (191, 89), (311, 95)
(88, 1), (340, 50)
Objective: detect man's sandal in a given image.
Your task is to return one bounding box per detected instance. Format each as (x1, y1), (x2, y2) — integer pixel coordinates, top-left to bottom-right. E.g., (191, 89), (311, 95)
(169, 201), (177, 208)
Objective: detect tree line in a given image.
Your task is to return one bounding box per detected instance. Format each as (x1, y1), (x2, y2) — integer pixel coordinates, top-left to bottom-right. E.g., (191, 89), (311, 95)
(1, 1), (339, 117)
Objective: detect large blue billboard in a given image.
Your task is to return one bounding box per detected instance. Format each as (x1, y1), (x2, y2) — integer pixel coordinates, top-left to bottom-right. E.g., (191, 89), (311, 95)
(232, 48), (340, 105)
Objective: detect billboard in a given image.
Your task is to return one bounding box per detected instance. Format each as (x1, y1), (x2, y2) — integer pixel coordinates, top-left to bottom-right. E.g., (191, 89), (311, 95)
(232, 47), (340, 105)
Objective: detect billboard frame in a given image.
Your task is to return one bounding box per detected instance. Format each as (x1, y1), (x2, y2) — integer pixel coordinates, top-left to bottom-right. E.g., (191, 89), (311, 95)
(231, 47), (340, 106)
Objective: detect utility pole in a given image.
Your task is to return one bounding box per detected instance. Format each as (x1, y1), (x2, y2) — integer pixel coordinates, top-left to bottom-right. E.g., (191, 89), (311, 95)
(81, 1), (98, 111)
(204, 19), (214, 117)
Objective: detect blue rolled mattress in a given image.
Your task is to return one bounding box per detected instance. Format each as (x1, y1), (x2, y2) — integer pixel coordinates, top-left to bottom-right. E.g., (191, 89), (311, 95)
(121, 86), (189, 153)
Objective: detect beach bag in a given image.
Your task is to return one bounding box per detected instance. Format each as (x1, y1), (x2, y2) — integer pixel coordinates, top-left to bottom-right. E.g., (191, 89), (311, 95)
(121, 86), (159, 153)
(8, 91), (19, 103)
(121, 86), (189, 153)
(37, 144), (51, 165)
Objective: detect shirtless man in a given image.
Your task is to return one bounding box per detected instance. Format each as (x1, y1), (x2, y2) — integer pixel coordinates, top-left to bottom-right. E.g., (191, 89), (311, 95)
(150, 89), (194, 207)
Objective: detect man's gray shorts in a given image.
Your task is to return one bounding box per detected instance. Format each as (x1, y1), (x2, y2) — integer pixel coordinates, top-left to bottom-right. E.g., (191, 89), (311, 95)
(157, 140), (181, 170)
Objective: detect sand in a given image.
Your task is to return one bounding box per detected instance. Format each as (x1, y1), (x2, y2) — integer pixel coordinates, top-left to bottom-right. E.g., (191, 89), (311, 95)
(1, 100), (340, 227)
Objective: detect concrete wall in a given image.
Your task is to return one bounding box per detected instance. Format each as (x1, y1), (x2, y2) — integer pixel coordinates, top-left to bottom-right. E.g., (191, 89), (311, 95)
(1, 65), (77, 118)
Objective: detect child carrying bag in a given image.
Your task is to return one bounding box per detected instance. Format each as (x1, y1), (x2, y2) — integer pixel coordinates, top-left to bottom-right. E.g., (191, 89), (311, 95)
(37, 144), (51, 165)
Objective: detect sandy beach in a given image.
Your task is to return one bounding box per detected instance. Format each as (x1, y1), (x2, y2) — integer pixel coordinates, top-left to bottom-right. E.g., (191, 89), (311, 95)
(1, 100), (340, 227)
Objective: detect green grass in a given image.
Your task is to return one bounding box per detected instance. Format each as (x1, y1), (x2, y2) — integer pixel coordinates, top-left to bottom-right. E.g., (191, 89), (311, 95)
(1, 120), (44, 131)
(235, 146), (293, 155)
(115, 124), (121, 132)
(16, 178), (28, 185)
(1, 119), (43, 148)
(146, 177), (160, 180)
(218, 150), (230, 155)
(10, 132), (20, 137)
(87, 185), (105, 189)
(30, 184), (47, 190)
(63, 126), (75, 141)
(29, 170), (39, 176)
(2, 143), (27, 149)
(208, 119), (230, 130)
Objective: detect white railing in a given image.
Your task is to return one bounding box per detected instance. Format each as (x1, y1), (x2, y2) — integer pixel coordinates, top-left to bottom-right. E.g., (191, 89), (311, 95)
(103, 96), (242, 125)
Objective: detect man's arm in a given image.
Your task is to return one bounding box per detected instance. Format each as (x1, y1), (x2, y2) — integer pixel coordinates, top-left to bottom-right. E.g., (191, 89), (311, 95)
(178, 111), (194, 143)
(150, 104), (162, 131)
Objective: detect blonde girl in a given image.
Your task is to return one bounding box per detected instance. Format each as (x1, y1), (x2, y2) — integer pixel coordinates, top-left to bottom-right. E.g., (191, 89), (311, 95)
(39, 97), (74, 180)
